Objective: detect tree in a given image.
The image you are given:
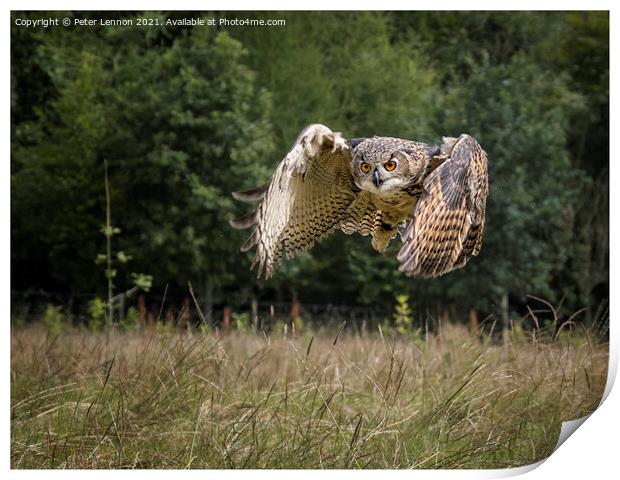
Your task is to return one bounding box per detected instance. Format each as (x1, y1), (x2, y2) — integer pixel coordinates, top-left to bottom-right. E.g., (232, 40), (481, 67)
(11, 13), (275, 308)
(11, 11), (608, 325)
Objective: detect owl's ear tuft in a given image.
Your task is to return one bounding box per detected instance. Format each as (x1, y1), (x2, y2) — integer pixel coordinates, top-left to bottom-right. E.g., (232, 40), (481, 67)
(425, 145), (442, 157)
(440, 137), (459, 156)
(347, 138), (366, 149)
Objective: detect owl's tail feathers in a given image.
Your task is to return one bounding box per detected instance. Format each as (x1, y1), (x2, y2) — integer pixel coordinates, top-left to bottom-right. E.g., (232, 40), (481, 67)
(231, 183), (269, 203)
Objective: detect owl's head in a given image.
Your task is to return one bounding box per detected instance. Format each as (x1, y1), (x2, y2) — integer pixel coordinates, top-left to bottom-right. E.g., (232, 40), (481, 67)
(349, 137), (435, 196)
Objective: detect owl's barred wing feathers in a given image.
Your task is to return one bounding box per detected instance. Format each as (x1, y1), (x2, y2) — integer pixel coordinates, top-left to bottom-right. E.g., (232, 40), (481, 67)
(397, 134), (488, 278)
(230, 124), (358, 278)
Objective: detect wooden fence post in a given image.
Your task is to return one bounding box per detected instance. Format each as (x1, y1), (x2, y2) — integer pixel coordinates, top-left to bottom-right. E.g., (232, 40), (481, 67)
(290, 295), (301, 336)
(469, 307), (479, 337)
(138, 294), (147, 330)
(223, 306), (231, 331)
(251, 298), (258, 333)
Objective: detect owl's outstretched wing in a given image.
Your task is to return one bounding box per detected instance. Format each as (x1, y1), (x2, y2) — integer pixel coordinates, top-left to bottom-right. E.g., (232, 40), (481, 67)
(230, 124), (357, 278)
(397, 134), (488, 278)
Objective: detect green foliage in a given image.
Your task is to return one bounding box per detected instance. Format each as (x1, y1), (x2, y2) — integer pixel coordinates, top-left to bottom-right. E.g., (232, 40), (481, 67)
(131, 273), (153, 292)
(10, 11), (608, 324)
(293, 315), (304, 333)
(156, 320), (173, 338)
(232, 312), (251, 332)
(12, 12), (274, 299)
(389, 12), (608, 317)
(87, 297), (106, 331)
(393, 294), (413, 334)
(119, 307), (140, 333)
(42, 304), (64, 336)
(505, 321), (526, 343)
(233, 12), (437, 147)
(416, 55), (588, 310)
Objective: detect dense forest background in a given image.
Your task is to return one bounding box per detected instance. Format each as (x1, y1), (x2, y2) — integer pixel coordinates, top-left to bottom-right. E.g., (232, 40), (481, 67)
(10, 11), (609, 328)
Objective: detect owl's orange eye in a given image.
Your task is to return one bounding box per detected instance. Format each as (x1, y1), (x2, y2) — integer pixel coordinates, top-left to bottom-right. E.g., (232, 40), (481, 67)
(360, 162), (372, 173)
(384, 160), (397, 171)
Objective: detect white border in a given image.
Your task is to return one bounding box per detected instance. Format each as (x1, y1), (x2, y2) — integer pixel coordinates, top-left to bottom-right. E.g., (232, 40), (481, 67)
(3, 1), (616, 478)
(1, 1), (617, 10)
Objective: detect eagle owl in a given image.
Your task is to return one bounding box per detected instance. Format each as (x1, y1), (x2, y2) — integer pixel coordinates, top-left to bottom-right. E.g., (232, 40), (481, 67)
(230, 124), (488, 279)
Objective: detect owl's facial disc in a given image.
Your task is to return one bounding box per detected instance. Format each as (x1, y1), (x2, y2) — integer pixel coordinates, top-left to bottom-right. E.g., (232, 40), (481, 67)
(352, 141), (414, 195)
(356, 163), (406, 195)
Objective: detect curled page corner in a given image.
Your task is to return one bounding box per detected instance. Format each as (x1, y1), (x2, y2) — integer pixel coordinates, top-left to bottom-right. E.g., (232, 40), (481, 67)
(490, 344), (616, 478)
(552, 415), (592, 452)
(545, 317), (617, 457)
(549, 337), (619, 452)
(487, 416), (595, 478)
(544, 334), (617, 464)
(489, 458), (545, 478)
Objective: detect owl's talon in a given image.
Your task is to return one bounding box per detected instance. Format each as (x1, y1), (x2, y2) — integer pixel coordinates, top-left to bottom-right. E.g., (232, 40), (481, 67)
(371, 225), (396, 253)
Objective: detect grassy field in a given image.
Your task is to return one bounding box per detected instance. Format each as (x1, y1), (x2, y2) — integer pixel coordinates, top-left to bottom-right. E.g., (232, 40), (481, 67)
(11, 321), (607, 469)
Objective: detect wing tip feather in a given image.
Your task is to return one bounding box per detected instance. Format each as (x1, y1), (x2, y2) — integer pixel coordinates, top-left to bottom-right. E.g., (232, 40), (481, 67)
(231, 183), (269, 203)
(229, 210), (258, 230)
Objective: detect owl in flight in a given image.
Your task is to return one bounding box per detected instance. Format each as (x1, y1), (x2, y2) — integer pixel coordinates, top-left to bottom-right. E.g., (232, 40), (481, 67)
(230, 124), (488, 279)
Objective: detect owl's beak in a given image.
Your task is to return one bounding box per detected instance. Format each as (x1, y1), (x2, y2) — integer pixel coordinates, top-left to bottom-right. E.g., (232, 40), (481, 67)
(373, 168), (383, 188)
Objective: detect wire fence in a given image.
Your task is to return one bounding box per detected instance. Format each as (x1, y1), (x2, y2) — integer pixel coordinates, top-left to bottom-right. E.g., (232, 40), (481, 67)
(10, 289), (393, 333)
(10, 289), (609, 340)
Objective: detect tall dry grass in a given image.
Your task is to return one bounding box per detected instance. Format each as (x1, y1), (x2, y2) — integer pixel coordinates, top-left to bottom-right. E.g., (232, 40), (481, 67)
(11, 322), (607, 468)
